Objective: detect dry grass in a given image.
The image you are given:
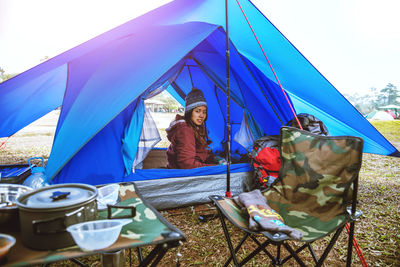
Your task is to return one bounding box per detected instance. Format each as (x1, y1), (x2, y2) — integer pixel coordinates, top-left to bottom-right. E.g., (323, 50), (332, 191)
(1, 119), (399, 266)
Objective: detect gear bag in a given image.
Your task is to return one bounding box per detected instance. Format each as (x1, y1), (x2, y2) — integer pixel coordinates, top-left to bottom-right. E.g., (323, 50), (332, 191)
(249, 135), (281, 189)
(286, 113), (329, 136)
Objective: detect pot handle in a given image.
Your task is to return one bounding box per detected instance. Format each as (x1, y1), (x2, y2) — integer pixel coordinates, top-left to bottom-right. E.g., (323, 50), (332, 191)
(107, 205), (136, 219)
(32, 206), (85, 235)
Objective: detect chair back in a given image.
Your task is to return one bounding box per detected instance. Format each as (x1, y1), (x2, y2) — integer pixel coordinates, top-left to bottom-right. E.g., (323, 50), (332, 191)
(264, 127), (363, 241)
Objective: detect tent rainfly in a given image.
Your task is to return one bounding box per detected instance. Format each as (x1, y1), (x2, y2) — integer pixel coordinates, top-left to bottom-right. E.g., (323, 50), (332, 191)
(1, 0), (399, 208)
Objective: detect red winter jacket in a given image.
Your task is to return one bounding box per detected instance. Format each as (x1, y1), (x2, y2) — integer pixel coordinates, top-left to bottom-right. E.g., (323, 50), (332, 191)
(166, 120), (215, 169)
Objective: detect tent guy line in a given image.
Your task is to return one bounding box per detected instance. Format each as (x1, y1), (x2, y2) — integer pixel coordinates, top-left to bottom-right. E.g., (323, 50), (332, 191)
(234, 0), (302, 130)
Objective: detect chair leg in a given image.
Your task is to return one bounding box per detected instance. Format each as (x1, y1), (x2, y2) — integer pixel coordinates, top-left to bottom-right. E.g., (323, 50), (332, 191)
(216, 207), (277, 266)
(346, 173), (359, 267)
(150, 244), (169, 267)
(280, 243), (308, 265)
(249, 235), (275, 263)
(283, 242), (307, 267)
(315, 225), (345, 267)
(346, 221), (356, 267)
(279, 226), (349, 267)
(137, 247), (143, 263)
(223, 233), (250, 267)
(216, 208), (240, 267)
(277, 244), (281, 263)
(69, 258), (88, 267)
(307, 243), (318, 264)
(240, 237), (275, 266)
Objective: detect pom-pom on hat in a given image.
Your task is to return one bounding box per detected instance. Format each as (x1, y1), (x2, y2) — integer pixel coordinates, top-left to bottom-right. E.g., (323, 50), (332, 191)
(185, 88), (207, 114)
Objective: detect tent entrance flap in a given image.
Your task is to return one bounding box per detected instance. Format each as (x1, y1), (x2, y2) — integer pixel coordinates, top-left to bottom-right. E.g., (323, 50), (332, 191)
(121, 99), (146, 175)
(131, 106), (161, 170)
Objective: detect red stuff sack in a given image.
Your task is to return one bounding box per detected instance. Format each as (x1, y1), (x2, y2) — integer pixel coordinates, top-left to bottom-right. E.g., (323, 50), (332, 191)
(250, 135), (281, 189)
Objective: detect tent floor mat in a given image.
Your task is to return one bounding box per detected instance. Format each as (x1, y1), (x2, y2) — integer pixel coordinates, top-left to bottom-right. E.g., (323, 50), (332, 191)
(134, 171), (253, 210)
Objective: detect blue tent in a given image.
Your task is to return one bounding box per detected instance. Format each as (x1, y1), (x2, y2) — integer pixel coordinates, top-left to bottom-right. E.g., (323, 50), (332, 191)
(1, 0), (398, 203)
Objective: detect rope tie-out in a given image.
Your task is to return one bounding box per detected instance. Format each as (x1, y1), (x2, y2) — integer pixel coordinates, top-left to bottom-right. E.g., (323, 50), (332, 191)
(234, 0), (302, 130)
(345, 223), (368, 267)
(0, 137), (10, 150)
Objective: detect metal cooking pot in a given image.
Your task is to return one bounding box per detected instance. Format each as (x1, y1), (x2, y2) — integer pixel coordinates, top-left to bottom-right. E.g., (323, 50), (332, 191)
(16, 183), (98, 250)
(0, 184), (32, 231)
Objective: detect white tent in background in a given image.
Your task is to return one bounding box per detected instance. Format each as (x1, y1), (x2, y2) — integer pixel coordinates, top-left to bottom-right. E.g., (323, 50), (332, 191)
(367, 111), (394, 121)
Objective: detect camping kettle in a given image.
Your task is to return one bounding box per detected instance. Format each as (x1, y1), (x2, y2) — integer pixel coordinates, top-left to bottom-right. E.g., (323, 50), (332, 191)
(23, 157), (49, 189)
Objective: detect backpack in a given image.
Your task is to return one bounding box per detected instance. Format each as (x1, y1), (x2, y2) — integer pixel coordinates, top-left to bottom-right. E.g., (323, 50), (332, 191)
(286, 113), (329, 136)
(249, 135), (281, 189)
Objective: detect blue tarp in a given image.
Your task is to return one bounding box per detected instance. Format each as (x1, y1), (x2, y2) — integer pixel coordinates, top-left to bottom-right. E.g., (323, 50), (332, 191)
(0, 0), (398, 185)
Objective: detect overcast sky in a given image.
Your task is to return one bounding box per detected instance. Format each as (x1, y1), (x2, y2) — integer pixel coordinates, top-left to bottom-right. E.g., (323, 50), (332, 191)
(1, 0), (399, 95)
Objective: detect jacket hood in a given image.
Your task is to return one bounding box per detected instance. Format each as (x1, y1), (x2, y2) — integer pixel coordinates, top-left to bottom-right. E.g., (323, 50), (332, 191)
(166, 119), (186, 141)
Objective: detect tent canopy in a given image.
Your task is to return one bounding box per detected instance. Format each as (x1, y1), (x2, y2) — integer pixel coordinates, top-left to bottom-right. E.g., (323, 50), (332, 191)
(1, 0), (399, 185)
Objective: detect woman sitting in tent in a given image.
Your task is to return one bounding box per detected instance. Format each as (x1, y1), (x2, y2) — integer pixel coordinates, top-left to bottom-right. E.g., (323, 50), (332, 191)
(166, 88), (217, 169)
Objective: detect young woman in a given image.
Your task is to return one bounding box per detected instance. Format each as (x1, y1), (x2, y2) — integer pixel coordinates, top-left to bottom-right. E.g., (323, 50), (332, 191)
(166, 88), (216, 169)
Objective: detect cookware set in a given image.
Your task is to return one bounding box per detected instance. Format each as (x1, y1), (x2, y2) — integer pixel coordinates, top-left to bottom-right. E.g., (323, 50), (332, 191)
(1, 183), (134, 251)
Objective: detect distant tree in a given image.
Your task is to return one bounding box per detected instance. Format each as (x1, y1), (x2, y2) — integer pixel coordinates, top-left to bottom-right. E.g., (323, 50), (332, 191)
(0, 67), (17, 83)
(379, 83), (399, 105)
(353, 103), (363, 114)
(343, 84), (399, 115)
(153, 90), (182, 112)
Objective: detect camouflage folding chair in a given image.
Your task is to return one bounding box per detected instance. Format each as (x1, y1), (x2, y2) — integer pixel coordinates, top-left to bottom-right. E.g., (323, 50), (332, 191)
(210, 126), (363, 266)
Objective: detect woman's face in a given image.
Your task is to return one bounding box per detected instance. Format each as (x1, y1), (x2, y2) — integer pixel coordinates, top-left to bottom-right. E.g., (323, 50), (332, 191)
(191, 106), (207, 126)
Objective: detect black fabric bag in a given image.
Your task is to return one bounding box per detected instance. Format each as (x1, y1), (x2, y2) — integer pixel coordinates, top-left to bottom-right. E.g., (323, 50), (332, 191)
(286, 113), (329, 136)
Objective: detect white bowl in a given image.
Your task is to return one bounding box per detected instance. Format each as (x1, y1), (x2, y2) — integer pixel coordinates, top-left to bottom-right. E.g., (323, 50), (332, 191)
(97, 184), (120, 210)
(66, 219), (131, 251)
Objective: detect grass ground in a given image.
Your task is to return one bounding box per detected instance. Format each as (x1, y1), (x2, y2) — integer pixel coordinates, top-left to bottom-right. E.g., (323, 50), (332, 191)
(1, 119), (399, 266)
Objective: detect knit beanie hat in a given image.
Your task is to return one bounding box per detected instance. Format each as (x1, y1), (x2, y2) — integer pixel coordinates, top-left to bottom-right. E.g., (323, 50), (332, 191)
(185, 88), (207, 114)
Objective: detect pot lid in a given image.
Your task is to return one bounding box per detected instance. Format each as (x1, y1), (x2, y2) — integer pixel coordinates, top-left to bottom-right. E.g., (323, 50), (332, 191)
(20, 184), (97, 209)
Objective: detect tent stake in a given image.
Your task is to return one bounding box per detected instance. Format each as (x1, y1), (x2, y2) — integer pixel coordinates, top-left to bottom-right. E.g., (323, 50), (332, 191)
(225, 0), (231, 198)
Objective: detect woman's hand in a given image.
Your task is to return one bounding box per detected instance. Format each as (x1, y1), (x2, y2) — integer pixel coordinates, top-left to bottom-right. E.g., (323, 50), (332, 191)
(215, 156), (227, 165)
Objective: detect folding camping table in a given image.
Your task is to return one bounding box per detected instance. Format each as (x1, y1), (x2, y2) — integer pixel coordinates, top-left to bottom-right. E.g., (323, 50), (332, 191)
(2, 182), (185, 266)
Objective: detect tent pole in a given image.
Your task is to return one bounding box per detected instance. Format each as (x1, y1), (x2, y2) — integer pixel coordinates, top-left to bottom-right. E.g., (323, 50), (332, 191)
(225, 0), (231, 198)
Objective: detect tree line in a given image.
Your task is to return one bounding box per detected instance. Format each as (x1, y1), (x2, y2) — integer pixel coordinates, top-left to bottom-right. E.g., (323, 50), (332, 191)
(0, 67), (17, 83)
(344, 83), (399, 115)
